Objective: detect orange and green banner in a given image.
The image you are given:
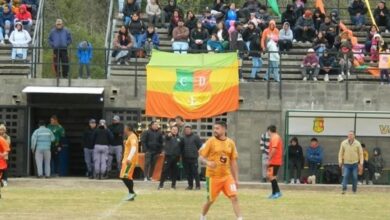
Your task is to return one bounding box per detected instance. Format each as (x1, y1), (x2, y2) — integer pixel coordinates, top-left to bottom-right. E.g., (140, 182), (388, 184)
(146, 50), (239, 119)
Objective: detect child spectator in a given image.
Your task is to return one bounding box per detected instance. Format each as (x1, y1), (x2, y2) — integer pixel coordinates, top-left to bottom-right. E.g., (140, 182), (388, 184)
(338, 40), (353, 81)
(207, 33), (223, 52)
(294, 10), (316, 43)
(146, 0), (161, 28)
(172, 19), (189, 54)
(257, 5), (270, 31)
(128, 12), (146, 49)
(368, 147), (385, 185)
(77, 40), (93, 79)
(168, 9), (181, 36)
(278, 22), (293, 54)
(281, 4), (297, 27)
(264, 37), (280, 82)
(190, 21), (209, 52)
(301, 48), (320, 81)
(312, 8), (325, 32)
(370, 33), (383, 63)
(348, 0), (367, 30)
(306, 138), (323, 184)
(141, 24), (160, 57)
(214, 21), (229, 50)
(201, 9), (217, 34)
(123, 0), (140, 26)
(365, 25), (379, 53)
(9, 22), (30, 62)
(313, 31), (328, 57)
(288, 137), (304, 184)
(224, 3), (238, 29)
(379, 43), (390, 85)
(185, 10), (197, 32)
(319, 49), (336, 82)
(261, 20), (279, 51)
(112, 25), (133, 65)
(0, 5), (14, 42)
(373, 0), (390, 33)
(14, 4), (31, 33)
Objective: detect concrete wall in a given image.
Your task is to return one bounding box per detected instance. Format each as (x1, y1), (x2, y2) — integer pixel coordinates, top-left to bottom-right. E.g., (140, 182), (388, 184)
(1, 78), (390, 180)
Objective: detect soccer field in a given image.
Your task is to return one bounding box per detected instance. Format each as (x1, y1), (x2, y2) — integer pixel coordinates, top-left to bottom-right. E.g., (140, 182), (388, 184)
(1, 178), (389, 220)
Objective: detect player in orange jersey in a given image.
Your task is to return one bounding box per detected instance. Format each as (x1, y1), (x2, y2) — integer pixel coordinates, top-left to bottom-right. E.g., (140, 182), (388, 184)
(267, 125), (283, 199)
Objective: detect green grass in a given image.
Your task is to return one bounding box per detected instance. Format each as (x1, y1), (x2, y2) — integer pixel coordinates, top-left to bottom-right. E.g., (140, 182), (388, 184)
(1, 179), (390, 220)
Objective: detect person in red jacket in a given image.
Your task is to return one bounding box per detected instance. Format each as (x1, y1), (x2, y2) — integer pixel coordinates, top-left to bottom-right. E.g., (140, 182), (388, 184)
(14, 4), (32, 33)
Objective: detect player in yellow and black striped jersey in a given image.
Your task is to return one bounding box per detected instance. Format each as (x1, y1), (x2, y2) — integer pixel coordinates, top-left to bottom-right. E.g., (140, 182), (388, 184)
(120, 124), (139, 201)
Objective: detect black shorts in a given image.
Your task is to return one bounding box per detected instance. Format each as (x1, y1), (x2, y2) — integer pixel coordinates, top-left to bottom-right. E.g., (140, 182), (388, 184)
(268, 165), (280, 177)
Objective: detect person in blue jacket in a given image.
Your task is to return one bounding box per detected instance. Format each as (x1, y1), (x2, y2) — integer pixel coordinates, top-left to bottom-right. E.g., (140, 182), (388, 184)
(31, 120), (55, 178)
(224, 3), (238, 29)
(141, 24), (160, 57)
(306, 137), (323, 179)
(77, 40), (93, 79)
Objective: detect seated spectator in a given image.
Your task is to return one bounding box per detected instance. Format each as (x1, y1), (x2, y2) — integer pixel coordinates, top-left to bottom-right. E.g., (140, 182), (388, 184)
(112, 25), (133, 65)
(207, 33), (224, 52)
(319, 49), (336, 82)
(348, 0), (367, 30)
(141, 24), (160, 57)
(146, 0), (161, 28)
(128, 12), (146, 49)
(365, 25), (379, 53)
(118, 0), (125, 17)
(293, 0), (306, 18)
(380, 43), (390, 85)
(14, 4), (31, 33)
(319, 16), (337, 46)
(374, 0), (390, 33)
(338, 40), (353, 81)
(168, 9), (181, 36)
(172, 19), (189, 54)
(225, 3), (238, 29)
(77, 41), (93, 79)
(22, 0), (37, 18)
(313, 31), (328, 57)
(278, 22), (293, 54)
(312, 8), (325, 32)
(257, 5), (270, 32)
(282, 4), (297, 27)
(261, 20), (279, 51)
(242, 21), (259, 51)
(162, 0), (180, 25)
(306, 138), (323, 184)
(9, 22), (31, 62)
(123, 0), (140, 26)
(264, 37), (280, 82)
(185, 10), (197, 32)
(190, 21), (209, 52)
(211, 0), (227, 19)
(301, 48), (320, 81)
(240, 0), (262, 21)
(11, 0), (21, 14)
(288, 137), (304, 184)
(201, 10), (217, 34)
(214, 21), (229, 50)
(248, 12), (260, 28)
(370, 33), (384, 63)
(0, 5), (14, 42)
(330, 9), (340, 34)
(368, 147), (384, 185)
(294, 10), (316, 43)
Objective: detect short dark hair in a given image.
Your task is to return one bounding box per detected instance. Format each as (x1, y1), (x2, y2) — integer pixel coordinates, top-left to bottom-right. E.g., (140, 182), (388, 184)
(267, 125), (276, 133)
(50, 115), (58, 121)
(38, 120), (46, 126)
(361, 143), (366, 148)
(126, 123), (134, 132)
(311, 137), (318, 142)
(168, 118), (176, 123)
(215, 120), (227, 129)
(175, 116), (184, 122)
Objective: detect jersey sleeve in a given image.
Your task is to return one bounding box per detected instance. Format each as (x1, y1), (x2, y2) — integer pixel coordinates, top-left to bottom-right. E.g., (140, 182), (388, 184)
(230, 140), (238, 160)
(199, 139), (211, 158)
(130, 136), (138, 147)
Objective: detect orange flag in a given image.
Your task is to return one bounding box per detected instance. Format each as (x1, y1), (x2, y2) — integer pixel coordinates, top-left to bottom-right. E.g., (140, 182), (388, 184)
(367, 67), (380, 77)
(339, 22), (358, 46)
(315, 0), (325, 14)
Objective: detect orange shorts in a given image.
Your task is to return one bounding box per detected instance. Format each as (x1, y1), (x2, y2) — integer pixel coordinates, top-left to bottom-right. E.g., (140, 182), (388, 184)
(119, 163), (136, 180)
(206, 175), (237, 202)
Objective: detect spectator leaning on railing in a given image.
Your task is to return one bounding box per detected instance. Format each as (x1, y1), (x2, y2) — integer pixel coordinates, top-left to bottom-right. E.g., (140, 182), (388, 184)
(77, 40), (93, 79)
(9, 22), (31, 62)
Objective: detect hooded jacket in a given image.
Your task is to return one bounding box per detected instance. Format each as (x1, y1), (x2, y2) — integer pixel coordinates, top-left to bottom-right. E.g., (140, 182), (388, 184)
(279, 22), (293, 41)
(122, 1), (140, 16)
(288, 144), (304, 163)
(369, 147), (384, 172)
(14, 4), (31, 22)
(261, 20), (279, 50)
(9, 22), (31, 46)
(77, 41), (93, 64)
(282, 4), (297, 26)
(348, 0), (367, 16)
(306, 145), (323, 164)
(295, 14), (315, 30)
(319, 53), (335, 67)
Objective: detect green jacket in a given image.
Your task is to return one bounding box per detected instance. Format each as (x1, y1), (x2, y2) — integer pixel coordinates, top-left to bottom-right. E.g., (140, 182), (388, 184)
(47, 124), (65, 146)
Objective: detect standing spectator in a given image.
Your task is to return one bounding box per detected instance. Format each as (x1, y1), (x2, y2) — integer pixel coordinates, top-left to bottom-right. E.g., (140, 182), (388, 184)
(9, 22), (31, 62)
(92, 119), (113, 179)
(229, 21), (245, 53)
(168, 9), (181, 36)
(312, 8), (325, 32)
(242, 21), (259, 51)
(248, 26), (262, 80)
(77, 40), (93, 79)
(301, 48), (320, 81)
(0, 124), (10, 186)
(365, 25), (379, 53)
(141, 121), (163, 181)
(14, 4), (31, 33)
(374, 0), (390, 33)
(175, 115), (185, 135)
(123, 0), (140, 27)
(146, 0), (161, 28)
(22, 0), (37, 18)
(128, 12), (146, 50)
(224, 3), (238, 29)
(214, 21), (229, 50)
(319, 16), (337, 46)
(0, 5), (14, 43)
(358, 143), (369, 185)
(257, 5), (270, 32)
(107, 115), (124, 177)
(48, 19), (72, 78)
(368, 147), (385, 185)
(190, 21), (209, 52)
(294, 10), (316, 43)
(282, 4), (297, 27)
(112, 25), (133, 65)
(172, 19), (189, 54)
(259, 131), (270, 183)
(313, 31), (328, 57)
(267, 125), (283, 199)
(180, 124), (202, 190)
(261, 20), (279, 51)
(47, 115), (65, 177)
(338, 131), (363, 194)
(319, 49), (336, 82)
(141, 24), (160, 57)
(338, 40), (353, 81)
(83, 119), (96, 179)
(264, 37), (280, 82)
(185, 10), (197, 32)
(31, 120), (55, 178)
(201, 10), (217, 34)
(288, 137), (304, 184)
(278, 22), (293, 54)
(158, 125), (181, 190)
(348, 0), (367, 30)
(306, 137), (323, 184)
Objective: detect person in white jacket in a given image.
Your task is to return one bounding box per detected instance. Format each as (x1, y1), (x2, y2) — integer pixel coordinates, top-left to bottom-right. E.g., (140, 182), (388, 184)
(278, 22), (294, 53)
(146, 0), (161, 27)
(264, 37), (280, 82)
(9, 22), (31, 62)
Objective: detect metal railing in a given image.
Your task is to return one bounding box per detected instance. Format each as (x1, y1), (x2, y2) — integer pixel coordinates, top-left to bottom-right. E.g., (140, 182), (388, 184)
(30, 0), (45, 79)
(104, 0), (115, 78)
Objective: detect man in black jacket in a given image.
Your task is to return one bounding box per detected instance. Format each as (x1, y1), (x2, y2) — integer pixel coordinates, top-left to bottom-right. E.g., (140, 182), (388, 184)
(158, 125), (181, 190)
(141, 121), (163, 181)
(93, 120), (113, 180)
(107, 115), (124, 176)
(374, 1), (390, 33)
(83, 119), (96, 179)
(181, 124), (203, 190)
